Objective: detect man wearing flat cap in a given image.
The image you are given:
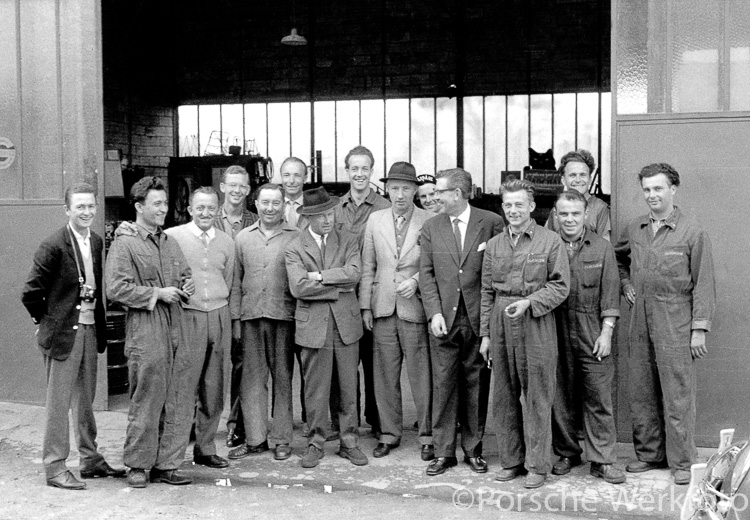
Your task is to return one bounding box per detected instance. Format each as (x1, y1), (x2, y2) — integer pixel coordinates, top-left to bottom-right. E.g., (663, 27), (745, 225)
(285, 187), (368, 468)
(360, 162), (434, 460)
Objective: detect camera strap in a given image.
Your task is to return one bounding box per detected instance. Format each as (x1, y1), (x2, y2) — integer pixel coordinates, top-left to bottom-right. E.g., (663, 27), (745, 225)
(67, 225), (86, 287)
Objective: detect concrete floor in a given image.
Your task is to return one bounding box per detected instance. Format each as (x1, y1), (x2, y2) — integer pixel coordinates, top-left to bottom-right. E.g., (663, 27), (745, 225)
(0, 397), (710, 520)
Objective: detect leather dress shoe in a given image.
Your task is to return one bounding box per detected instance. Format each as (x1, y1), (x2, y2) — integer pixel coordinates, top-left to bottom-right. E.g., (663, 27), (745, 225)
(495, 464), (527, 482)
(673, 469), (691, 485)
(226, 427), (245, 448)
(194, 454), (229, 468)
(426, 456), (458, 476)
(301, 445), (324, 468)
(420, 444), (435, 461)
(552, 455), (582, 476)
(464, 455), (488, 473)
(274, 444), (293, 461)
(590, 462), (626, 484)
(625, 460), (668, 473)
(338, 446), (369, 466)
(373, 442), (399, 458)
(47, 471), (86, 490)
(149, 468), (193, 485)
(127, 468), (148, 488)
(228, 441), (270, 460)
(80, 461), (127, 479)
(524, 472), (547, 489)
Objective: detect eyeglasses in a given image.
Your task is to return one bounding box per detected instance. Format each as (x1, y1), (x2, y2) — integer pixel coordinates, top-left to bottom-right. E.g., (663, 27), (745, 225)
(224, 183), (250, 192)
(434, 187), (458, 194)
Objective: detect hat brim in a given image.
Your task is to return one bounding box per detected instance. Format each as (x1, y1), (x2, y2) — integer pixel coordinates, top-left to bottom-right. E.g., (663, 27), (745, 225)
(379, 175), (420, 184)
(297, 196), (340, 215)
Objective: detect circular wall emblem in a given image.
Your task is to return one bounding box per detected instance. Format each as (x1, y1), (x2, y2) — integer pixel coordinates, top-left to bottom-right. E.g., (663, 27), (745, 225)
(0, 137), (16, 170)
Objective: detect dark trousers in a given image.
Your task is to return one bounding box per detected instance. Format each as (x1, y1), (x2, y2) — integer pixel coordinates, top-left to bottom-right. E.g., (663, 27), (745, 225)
(241, 319), (295, 446)
(227, 337), (244, 437)
(551, 324), (616, 464)
(430, 300), (484, 459)
(300, 313), (360, 450)
(331, 328), (379, 432)
(43, 324), (104, 479)
(491, 296), (557, 475)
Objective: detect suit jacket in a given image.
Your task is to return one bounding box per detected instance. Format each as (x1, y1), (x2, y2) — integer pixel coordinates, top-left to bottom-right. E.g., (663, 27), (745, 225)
(419, 205), (504, 335)
(21, 225), (107, 360)
(285, 228), (363, 349)
(360, 206), (433, 323)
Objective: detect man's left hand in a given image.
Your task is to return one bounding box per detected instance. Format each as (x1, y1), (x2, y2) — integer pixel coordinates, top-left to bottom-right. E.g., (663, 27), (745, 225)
(181, 277), (195, 296)
(593, 332), (612, 359)
(505, 299), (531, 319)
(395, 278), (418, 298)
(691, 329), (707, 359)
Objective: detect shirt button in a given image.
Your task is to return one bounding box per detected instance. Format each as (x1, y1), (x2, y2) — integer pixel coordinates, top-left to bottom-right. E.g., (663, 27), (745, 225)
(73, 325), (79, 330)
(459, 269), (463, 274)
(452, 307), (457, 311)
(457, 288), (460, 292)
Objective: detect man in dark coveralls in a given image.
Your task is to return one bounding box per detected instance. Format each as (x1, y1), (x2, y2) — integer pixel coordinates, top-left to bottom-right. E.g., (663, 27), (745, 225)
(615, 163), (715, 485)
(549, 190), (625, 484)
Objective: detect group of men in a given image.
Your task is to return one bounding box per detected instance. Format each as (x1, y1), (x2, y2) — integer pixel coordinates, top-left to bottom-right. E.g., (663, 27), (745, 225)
(22, 144), (714, 492)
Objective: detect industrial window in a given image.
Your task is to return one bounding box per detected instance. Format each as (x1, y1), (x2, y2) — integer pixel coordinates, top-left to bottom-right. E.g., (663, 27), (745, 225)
(178, 92), (611, 194)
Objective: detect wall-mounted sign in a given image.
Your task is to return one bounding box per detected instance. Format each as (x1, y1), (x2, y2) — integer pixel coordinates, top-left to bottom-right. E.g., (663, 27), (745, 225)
(0, 137), (16, 170)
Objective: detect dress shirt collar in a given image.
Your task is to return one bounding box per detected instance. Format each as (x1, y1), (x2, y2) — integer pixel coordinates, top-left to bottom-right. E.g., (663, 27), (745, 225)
(342, 188), (378, 207)
(392, 203), (414, 222)
(68, 224), (90, 244)
(452, 204), (471, 225)
(188, 221), (215, 240)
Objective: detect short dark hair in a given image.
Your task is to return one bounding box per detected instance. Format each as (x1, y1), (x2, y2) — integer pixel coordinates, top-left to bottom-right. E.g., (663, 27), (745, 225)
(436, 168), (472, 199)
(189, 186), (219, 205)
(638, 163), (680, 187)
(254, 182), (284, 201)
(555, 189), (588, 210)
(64, 182), (96, 207)
(558, 149), (596, 176)
(344, 145), (375, 169)
(130, 176), (166, 205)
(222, 165), (250, 183)
(280, 156), (308, 173)
(501, 179), (535, 203)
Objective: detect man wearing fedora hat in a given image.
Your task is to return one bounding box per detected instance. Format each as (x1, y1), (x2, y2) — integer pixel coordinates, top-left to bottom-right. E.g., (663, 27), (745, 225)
(285, 187), (368, 468)
(360, 162), (435, 460)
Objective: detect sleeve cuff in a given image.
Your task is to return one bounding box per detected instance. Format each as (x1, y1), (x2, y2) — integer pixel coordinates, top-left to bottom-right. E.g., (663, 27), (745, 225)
(692, 320), (711, 332)
(147, 289), (159, 311)
(600, 309), (620, 318)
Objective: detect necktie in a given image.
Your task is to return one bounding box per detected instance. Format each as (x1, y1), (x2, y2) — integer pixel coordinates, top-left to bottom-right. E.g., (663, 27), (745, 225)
(453, 218), (462, 255)
(320, 234), (326, 263)
(396, 215), (405, 232)
(201, 231), (210, 248)
(286, 201), (298, 227)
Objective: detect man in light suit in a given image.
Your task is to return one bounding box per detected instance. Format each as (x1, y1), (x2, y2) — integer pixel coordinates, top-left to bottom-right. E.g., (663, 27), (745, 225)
(285, 187), (368, 468)
(22, 182), (126, 489)
(419, 168), (504, 476)
(360, 162), (434, 460)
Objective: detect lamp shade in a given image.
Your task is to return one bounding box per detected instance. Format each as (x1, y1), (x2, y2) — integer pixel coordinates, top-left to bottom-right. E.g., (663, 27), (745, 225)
(281, 28), (307, 46)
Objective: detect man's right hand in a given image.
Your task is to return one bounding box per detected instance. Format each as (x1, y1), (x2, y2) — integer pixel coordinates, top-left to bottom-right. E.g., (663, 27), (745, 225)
(232, 320), (241, 343)
(115, 221), (138, 237)
(158, 286), (188, 304)
(430, 314), (448, 338)
(623, 283), (636, 306)
(362, 310), (374, 331)
(479, 337), (491, 363)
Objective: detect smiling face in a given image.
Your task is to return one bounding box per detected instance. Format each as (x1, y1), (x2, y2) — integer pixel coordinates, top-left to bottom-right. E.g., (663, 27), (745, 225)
(220, 172), (250, 206)
(136, 189), (168, 229)
(280, 161), (306, 201)
(309, 208), (335, 236)
(346, 154), (374, 192)
(387, 180), (417, 215)
(555, 198), (587, 241)
(66, 193), (97, 234)
(502, 189), (535, 231)
(188, 192), (219, 232)
(434, 177), (465, 217)
(254, 187), (284, 227)
(417, 183), (438, 213)
(641, 173), (676, 217)
(561, 161), (592, 195)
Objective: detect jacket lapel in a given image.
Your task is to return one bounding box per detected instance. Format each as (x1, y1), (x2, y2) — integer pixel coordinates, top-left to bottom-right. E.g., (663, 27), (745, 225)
(378, 212), (398, 257)
(324, 230), (339, 269)
(460, 210), (484, 266)
(438, 215), (461, 266)
(301, 231), (324, 270)
(399, 209), (423, 258)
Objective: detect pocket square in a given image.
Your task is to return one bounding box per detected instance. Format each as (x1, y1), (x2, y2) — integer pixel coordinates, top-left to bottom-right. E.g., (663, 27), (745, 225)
(477, 242), (487, 252)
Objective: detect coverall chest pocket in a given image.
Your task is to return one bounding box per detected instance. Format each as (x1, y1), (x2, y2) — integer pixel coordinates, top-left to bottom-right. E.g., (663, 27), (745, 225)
(134, 254), (159, 283)
(659, 247), (689, 277)
(524, 254), (547, 285)
(581, 261), (603, 288)
(492, 255), (512, 283)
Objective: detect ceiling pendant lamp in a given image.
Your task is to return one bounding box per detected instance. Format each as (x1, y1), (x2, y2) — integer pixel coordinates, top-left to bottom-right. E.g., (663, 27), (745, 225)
(281, 27), (307, 46)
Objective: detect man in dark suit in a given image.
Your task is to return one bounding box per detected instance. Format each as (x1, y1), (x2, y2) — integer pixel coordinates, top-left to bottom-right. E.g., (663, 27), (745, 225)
(285, 187), (368, 468)
(22, 182), (126, 490)
(419, 168), (504, 476)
